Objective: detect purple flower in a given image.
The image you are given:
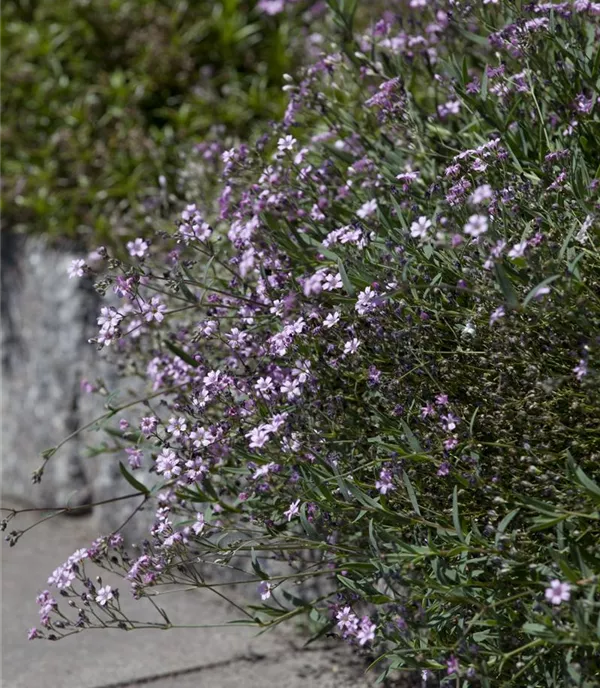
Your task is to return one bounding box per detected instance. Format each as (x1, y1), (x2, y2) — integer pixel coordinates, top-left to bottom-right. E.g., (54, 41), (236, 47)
(356, 616), (376, 645)
(257, 0), (284, 15)
(490, 306), (505, 325)
(573, 359), (588, 380)
(258, 581), (272, 600)
(336, 606), (359, 634)
(355, 287), (379, 315)
(437, 462), (451, 477)
(125, 448), (143, 470)
(140, 416), (158, 436)
(142, 296), (167, 323)
(375, 468), (395, 495)
(545, 579), (571, 605)
(446, 656), (460, 675)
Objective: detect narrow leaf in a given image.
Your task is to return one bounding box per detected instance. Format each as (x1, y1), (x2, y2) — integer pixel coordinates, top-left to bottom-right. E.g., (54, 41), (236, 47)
(452, 486), (465, 542)
(119, 462), (149, 496)
(402, 471), (422, 516)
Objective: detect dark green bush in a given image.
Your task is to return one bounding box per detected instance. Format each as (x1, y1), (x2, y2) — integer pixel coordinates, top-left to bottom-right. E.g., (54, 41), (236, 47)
(1, 0), (314, 244)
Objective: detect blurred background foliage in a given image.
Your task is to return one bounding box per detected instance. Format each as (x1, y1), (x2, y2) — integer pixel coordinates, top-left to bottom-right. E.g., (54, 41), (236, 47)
(1, 0), (319, 246)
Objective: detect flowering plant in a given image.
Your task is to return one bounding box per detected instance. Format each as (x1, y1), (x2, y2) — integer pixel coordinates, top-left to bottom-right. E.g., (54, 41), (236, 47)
(5, 1), (600, 685)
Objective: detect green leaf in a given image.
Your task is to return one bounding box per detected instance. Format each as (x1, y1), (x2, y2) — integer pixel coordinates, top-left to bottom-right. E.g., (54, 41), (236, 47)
(119, 462), (150, 496)
(495, 508), (520, 546)
(452, 486), (465, 542)
(165, 341), (199, 368)
(299, 504), (319, 539)
(402, 471), (421, 516)
(480, 65), (489, 101)
(567, 453), (600, 503)
(336, 258), (355, 296)
(400, 420), (422, 453)
(523, 275), (560, 307)
(494, 263), (519, 309)
(251, 547), (268, 580)
(522, 622), (553, 638)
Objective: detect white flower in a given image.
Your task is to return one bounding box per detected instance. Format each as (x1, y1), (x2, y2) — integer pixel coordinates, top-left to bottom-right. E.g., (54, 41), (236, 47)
(277, 135), (297, 152)
(323, 311), (341, 329)
(95, 586), (114, 606)
(357, 199), (378, 219)
(284, 499), (301, 521)
(461, 322), (476, 337)
(343, 338), (361, 355)
(469, 184), (493, 205)
(575, 215), (593, 244)
(508, 240), (528, 258)
(410, 216), (432, 240)
(68, 259), (86, 279)
(464, 214), (489, 238)
(322, 272), (343, 291)
(355, 287), (378, 315)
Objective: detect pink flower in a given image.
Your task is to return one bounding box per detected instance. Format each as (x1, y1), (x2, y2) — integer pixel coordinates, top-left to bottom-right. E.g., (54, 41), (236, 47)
(545, 579), (571, 605)
(336, 606), (358, 633)
(356, 616), (376, 645)
(127, 238), (149, 258)
(142, 296), (167, 323)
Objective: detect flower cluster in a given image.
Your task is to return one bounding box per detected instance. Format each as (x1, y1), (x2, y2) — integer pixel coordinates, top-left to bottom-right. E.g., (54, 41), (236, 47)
(23, 2), (600, 685)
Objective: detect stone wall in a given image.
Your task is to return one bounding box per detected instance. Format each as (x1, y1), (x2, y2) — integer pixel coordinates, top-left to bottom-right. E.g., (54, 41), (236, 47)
(1, 232), (151, 540)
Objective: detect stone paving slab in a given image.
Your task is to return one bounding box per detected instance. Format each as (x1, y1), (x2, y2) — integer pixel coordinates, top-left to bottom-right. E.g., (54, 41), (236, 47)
(1, 501), (392, 688)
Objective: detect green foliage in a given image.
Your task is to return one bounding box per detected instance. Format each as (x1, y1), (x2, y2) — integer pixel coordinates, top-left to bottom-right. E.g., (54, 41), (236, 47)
(1, 0), (307, 245)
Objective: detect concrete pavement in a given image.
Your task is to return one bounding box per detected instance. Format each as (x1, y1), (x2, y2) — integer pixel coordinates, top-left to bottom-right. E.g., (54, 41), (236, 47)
(1, 501), (406, 688)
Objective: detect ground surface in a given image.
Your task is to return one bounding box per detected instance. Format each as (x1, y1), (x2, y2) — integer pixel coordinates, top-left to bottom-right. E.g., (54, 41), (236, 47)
(1, 500), (413, 688)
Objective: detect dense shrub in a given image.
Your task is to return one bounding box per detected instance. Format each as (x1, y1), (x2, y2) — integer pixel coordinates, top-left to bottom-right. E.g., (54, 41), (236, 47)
(1, 0), (321, 244)
(6, 1), (600, 686)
